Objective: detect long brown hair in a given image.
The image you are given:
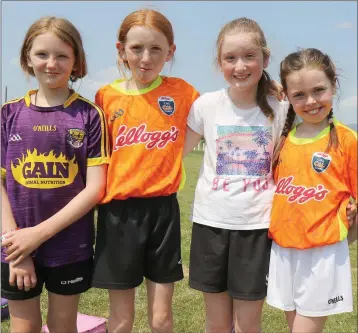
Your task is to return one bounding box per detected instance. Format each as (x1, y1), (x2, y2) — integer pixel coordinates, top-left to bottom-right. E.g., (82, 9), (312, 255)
(215, 17), (279, 121)
(20, 16), (87, 82)
(272, 48), (339, 169)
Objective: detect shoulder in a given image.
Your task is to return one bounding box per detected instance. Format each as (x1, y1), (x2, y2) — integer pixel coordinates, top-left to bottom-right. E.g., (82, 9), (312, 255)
(162, 76), (196, 90)
(267, 96), (289, 117)
(71, 94), (106, 122)
(192, 89), (226, 108)
(1, 96), (26, 117)
(335, 122), (357, 146)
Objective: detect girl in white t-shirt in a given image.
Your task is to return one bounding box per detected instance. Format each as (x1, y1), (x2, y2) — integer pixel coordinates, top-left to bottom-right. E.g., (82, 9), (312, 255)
(183, 18), (357, 333)
(183, 17), (288, 333)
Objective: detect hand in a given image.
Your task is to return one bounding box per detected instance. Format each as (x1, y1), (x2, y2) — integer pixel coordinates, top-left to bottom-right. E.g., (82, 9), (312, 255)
(269, 80), (286, 101)
(9, 256), (37, 291)
(347, 202), (357, 227)
(2, 227), (44, 265)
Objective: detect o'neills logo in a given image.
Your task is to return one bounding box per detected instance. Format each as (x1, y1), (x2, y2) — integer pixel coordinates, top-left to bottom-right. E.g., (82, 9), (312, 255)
(113, 124), (179, 151)
(275, 176), (330, 204)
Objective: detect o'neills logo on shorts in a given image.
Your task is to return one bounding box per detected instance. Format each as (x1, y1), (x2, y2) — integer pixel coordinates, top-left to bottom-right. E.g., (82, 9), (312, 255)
(275, 176), (330, 204)
(113, 124), (179, 151)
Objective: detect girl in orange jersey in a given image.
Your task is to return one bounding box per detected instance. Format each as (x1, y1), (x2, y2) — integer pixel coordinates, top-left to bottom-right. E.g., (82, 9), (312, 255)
(91, 9), (199, 333)
(267, 48), (357, 333)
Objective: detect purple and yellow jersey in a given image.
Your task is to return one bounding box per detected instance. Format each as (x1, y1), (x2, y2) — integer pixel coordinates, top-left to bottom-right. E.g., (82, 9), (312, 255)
(1, 90), (110, 267)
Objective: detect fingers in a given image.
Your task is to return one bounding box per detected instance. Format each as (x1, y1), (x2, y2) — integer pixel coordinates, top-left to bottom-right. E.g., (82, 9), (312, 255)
(9, 269), (16, 287)
(17, 274), (24, 290)
(5, 250), (21, 263)
(31, 273), (37, 288)
(23, 275), (31, 292)
(9, 254), (25, 266)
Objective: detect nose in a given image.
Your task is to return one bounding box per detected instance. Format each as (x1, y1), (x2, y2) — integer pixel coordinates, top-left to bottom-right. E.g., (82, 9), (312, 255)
(47, 56), (57, 69)
(235, 58), (247, 71)
(141, 49), (151, 63)
(306, 95), (317, 105)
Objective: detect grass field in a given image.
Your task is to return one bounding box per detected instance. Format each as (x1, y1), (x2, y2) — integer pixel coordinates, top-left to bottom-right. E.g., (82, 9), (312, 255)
(2, 151), (357, 332)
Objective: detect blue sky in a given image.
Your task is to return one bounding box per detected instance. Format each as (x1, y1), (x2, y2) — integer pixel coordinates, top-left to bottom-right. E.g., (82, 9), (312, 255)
(2, 1), (357, 125)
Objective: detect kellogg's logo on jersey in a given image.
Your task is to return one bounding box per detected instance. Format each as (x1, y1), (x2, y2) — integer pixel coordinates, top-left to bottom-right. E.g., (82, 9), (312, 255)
(113, 124), (179, 151)
(158, 96), (175, 115)
(275, 176), (330, 204)
(312, 152), (332, 173)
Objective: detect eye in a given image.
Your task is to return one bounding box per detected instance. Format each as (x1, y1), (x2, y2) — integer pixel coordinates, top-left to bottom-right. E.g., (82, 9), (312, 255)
(225, 55), (235, 61)
(36, 52), (47, 57)
(314, 87), (325, 93)
(292, 93), (303, 98)
(246, 54), (255, 58)
(58, 55), (68, 59)
(152, 46), (162, 51)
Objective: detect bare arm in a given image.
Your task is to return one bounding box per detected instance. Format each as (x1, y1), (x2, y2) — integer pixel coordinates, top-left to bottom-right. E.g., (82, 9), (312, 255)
(183, 126), (203, 158)
(3, 164), (107, 264)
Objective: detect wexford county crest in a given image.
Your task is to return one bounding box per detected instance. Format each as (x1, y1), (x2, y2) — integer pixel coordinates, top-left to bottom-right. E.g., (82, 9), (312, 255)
(311, 152), (332, 173)
(67, 128), (86, 148)
(158, 96), (175, 115)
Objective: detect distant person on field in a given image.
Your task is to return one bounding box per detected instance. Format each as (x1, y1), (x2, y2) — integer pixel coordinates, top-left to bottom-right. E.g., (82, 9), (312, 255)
(1, 16), (109, 333)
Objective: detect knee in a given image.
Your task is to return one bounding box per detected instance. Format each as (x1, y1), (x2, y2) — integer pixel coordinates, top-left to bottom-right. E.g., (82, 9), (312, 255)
(108, 311), (134, 333)
(206, 321), (233, 333)
(234, 320), (261, 333)
(10, 320), (42, 333)
(149, 312), (173, 333)
(47, 311), (77, 333)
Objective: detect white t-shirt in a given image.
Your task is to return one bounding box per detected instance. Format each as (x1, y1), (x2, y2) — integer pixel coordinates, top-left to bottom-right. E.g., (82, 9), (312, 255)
(187, 88), (289, 230)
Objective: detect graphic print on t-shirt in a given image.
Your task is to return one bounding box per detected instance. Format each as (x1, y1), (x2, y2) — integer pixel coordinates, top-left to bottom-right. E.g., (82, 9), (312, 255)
(216, 125), (272, 176)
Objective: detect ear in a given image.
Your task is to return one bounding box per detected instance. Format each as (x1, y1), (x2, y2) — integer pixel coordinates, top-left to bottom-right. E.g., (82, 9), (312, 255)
(166, 43), (176, 62)
(263, 56), (269, 69)
(27, 55), (33, 68)
(332, 80), (337, 95)
(116, 41), (127, 61)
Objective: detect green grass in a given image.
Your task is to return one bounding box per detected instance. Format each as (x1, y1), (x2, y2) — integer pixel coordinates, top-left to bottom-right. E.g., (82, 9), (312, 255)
(2, 151), (357, 332)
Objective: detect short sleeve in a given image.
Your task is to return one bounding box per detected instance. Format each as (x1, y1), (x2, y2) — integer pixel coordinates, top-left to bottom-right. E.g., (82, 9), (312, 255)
(1, 105), (8, 179)
(187, 97), (204, 136)
(344, 131), (357, 201)
(87, 105), (110, 167)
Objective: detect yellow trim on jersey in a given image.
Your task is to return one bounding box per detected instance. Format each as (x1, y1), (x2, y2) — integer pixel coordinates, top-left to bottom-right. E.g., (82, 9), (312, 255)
(1, 168), (6, 179)
(24, 90), (37, 107)
(23, 89), (79, 108)
(289, 118), (339, 145)
(77, 96), (110, 160)
(2, 97), (24, 108)
(179, 162), (186, 191)
(338, 213), (348, 241)
(110, 76), (162, 95)
(87, 156), (110, 167)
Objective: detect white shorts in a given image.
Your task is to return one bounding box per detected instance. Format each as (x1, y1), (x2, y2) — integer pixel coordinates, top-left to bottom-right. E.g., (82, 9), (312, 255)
(266, 240), (353, 317)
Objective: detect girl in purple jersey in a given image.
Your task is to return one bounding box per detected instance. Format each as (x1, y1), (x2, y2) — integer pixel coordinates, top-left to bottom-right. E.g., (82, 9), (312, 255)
(1, 17), (109, 333)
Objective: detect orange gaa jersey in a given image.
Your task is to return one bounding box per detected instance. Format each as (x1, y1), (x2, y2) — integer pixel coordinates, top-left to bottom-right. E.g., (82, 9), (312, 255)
(96, 76), (200, 202)
(269, 120), (357, 249)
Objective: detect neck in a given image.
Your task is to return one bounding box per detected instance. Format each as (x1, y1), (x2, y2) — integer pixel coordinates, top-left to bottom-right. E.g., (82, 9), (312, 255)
(33, 86), (71, 107)
(126, 77), (159, 91)
(296, 118), (330, 138)
(227, 85), (258, 109)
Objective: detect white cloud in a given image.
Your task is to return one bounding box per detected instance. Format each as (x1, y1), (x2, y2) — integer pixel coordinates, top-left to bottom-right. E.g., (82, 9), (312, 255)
(341, 95), (357, 108)
(336, 22), (354, 29)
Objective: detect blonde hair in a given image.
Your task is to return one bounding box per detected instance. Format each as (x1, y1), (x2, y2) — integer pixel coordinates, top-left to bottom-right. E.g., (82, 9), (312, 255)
(20, 16), (87, 82)
(215, 17), (278, 121)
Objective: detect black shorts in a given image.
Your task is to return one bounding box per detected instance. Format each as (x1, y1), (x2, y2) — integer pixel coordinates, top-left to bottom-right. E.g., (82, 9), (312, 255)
(1, 258), (93, 300)
(189, 223), (271, 300)
(92, 194), (183, 289)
